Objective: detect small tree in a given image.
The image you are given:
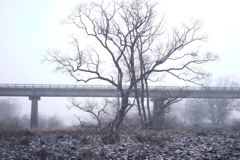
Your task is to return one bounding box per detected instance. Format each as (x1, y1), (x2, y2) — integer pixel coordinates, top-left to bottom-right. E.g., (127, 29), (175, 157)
(44, 0), (218, 131)
(0, 98), (21, 121)
(184, 77), (240, 125)
(202, 77), (240, 124)
(47, 114), (63, 129)
(0, 98), (23, 130)
(68, 98), (112, 130)
(184, 99), (205, 125)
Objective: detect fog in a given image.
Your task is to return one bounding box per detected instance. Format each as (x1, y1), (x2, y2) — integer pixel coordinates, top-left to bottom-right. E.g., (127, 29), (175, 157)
(1, 0), (240, 126)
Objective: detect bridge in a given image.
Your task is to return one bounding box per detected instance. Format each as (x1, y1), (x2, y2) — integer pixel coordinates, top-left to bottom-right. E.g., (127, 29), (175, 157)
(1, 84), (240, 129)
(1, 84), (240, 98)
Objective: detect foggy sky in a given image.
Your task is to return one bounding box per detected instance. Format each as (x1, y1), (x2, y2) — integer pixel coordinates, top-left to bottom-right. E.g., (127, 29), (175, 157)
(0, 0), (240, 122)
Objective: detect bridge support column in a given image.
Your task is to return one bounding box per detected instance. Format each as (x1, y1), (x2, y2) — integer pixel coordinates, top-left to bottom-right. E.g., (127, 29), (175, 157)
(151, 98), (167, 129)
(29, 96), (41, 129)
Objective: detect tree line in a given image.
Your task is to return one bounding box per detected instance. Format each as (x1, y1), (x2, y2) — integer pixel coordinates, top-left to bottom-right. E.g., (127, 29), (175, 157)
(0, 98), (63, 130)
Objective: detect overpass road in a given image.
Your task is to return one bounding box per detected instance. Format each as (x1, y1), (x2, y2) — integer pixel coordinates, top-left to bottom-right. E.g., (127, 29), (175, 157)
(1, 84), (240, 129)
(1, 84), (240, 98)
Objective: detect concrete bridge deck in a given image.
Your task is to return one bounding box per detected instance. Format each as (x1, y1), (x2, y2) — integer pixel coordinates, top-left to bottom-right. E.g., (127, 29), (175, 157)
(1, 84), (240, 129)
(1, 84), (240, 98)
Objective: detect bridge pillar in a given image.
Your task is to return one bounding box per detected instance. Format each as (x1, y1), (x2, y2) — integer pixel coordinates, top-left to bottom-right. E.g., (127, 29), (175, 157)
(29, 96), (41, 129)
(151, 97), (167, 129)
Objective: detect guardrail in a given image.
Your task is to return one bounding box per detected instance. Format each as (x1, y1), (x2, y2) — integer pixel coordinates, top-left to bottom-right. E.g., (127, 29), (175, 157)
(0, 84), (240, 91)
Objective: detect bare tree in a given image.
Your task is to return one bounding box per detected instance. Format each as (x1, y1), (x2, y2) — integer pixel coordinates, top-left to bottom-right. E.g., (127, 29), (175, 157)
(185, 77), (240, 125)
(184, 99), (205, 125)
(166, 101), (188, 127)
(0, 98), (21, 121)
(31, 113), (64, 129)
(44, 0), (218, 131)
(47, 114), (63, 129)
(204, 98), (239, 124)
(204, 77), (240, 124)
(68, 98), (112, 130)
(0, 98), (23, 130)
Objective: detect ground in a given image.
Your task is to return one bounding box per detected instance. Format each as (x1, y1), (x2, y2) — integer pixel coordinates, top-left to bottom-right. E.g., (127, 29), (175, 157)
(0, 127), (240, 159)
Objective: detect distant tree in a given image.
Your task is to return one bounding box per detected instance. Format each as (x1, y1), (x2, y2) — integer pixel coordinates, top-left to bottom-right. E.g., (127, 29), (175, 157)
(202, 77), (240, 124)
(47, 114), (63, 129)
(0, 98), (21, 120)
(164, 101), (188, 128)
(34, 113), (64, 129)
(44, 0), (218, 131)
(204, 98), (239, 124)
(184, 77), (240, 125)
(211, 77), (240, 123)
(184, 99), (205, 125)
(0, 98), (23, 130)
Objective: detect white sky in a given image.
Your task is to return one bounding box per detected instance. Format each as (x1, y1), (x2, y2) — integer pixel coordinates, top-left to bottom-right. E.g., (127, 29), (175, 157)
(0, 0), (240, 124)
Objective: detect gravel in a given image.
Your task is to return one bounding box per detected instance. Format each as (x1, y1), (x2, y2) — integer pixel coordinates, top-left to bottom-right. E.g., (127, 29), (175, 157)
(0, 129), (240, 159)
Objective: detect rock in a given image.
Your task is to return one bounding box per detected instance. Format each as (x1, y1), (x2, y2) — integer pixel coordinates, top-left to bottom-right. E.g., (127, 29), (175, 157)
(1, 129), (240, 159)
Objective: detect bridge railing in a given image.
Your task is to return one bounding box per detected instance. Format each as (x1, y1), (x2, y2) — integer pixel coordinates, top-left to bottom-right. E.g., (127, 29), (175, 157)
(0, 84), (240, 91)
(0, 84), (119, 89)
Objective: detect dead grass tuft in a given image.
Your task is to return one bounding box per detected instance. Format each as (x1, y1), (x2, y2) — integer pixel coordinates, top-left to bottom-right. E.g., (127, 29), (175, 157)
(19, 136), (30, 146)
(80, 149), (96, 159)
(195, 130), (209, 136)
(101, 132), (120, 144)
(35, 148), (51, 160)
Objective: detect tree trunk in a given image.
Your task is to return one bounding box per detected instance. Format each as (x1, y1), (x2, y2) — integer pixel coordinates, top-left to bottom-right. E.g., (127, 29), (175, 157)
(111, 95), (129, 131)
(133, 84), (144, 129)
(145, 77), (151, 128)
(140, 78), (147, 129)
